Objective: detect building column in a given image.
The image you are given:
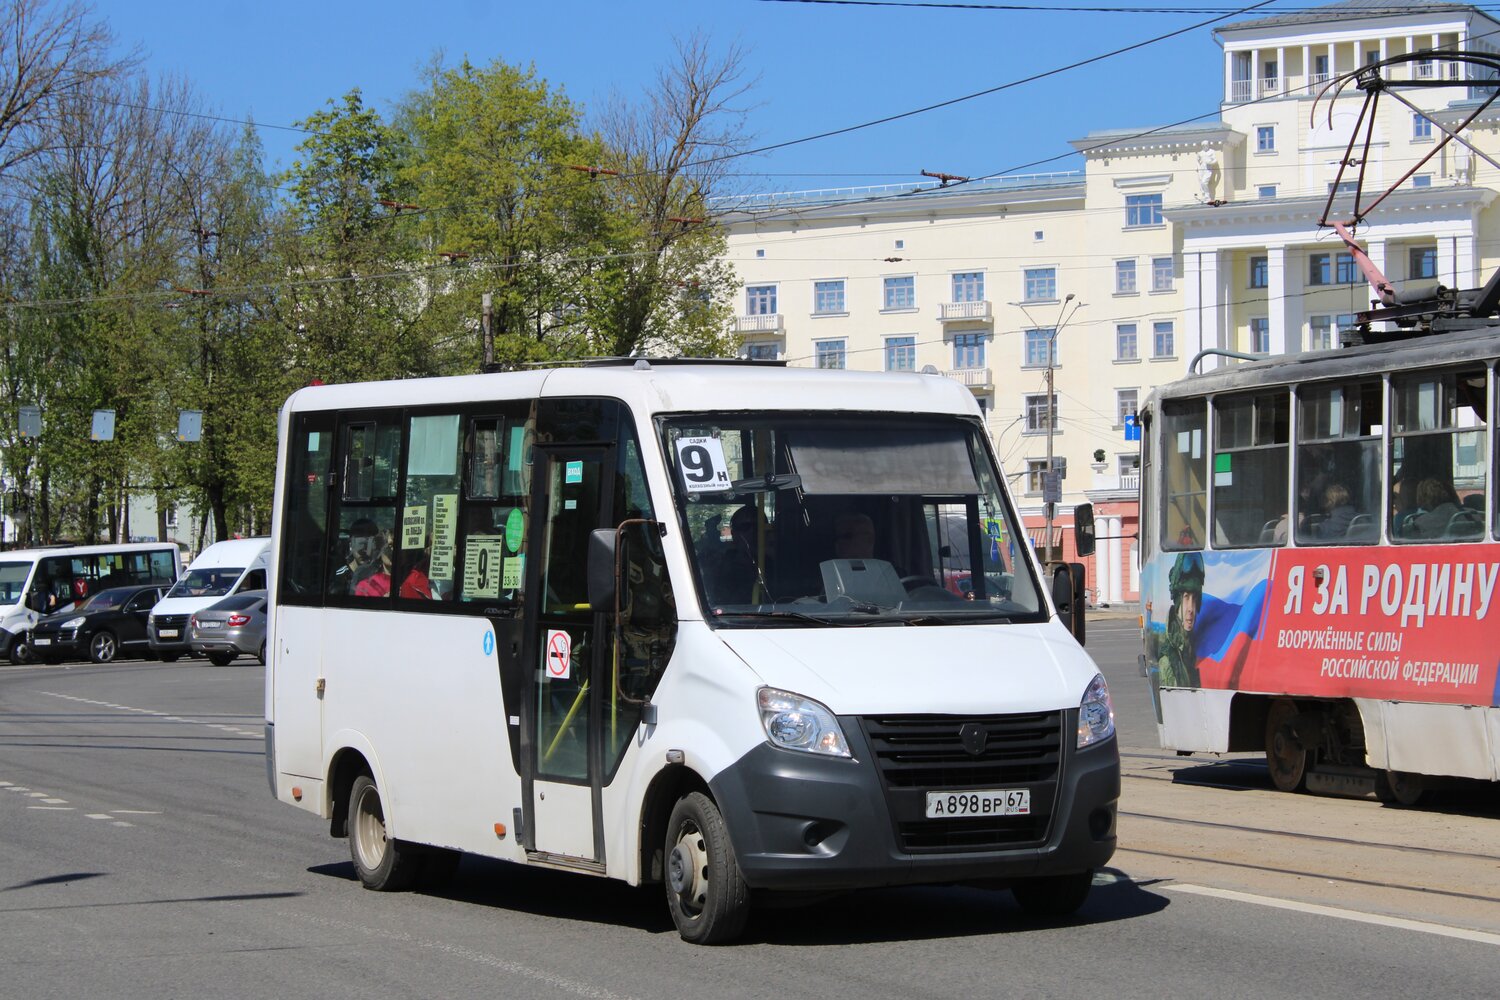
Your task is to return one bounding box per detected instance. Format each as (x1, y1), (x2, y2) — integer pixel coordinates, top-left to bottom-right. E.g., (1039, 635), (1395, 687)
(1457, 232), (1476, 287)
(1252, 47), (1261, 97)
(1107, 516), (1124, 605)
(1184, 249), (1222, 366)
(1267, 246), (1288, 354)
(1225, 48), (1235, 103)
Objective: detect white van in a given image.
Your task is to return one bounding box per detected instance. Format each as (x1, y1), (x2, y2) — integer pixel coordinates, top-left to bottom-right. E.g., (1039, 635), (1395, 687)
(266, 362), (1117, 943)
(0, 542), (181, 664)
(149, 537), (270, 664)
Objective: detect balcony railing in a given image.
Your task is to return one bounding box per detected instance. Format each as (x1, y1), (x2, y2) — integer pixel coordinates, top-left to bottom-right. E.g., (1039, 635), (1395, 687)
(1121, 473), (1140, 492)
(938, 300), (992, 323)
(1230, 79), (1251, 102)
(944, 367), (992, 388)
(1261, 76), (1279, 93)
(732, 313), (783, 334)
(1310, 71), (1329, 84)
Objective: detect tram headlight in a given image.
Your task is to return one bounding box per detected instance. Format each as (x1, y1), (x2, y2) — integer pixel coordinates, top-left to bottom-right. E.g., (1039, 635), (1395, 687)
(1077, 673), (1116, 749)
(757, 687), (850, 758)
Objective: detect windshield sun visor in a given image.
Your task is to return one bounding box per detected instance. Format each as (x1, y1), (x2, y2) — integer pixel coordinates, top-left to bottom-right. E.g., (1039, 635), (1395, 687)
(786, 426), (979, 496)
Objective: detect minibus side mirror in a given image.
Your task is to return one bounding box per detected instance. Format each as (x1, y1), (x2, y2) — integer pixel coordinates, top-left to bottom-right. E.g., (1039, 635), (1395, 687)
(25, 589), (45, 613)
(587, 528), (617, 612)
(1051, 562), (1087, 646)
(1073, 503), (1095, 558)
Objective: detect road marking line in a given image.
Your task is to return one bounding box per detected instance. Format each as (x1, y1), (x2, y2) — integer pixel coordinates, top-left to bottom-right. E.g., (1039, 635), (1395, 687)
(111, 821), (133, 827)
(26, 791), (48, 798)
(28, 806), (74, 811)
(41, 798), (67, 804)
(1166, 884), (1500, 947)
(5, 786), (31, 792)
(113, 810), (160, 815)
(84, 813), (114, 820)
(0, 780), (11, 786)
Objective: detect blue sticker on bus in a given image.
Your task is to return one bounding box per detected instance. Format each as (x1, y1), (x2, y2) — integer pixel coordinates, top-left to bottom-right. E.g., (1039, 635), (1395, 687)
(482, 632), (494, 656)
(565, 461), (583, 484)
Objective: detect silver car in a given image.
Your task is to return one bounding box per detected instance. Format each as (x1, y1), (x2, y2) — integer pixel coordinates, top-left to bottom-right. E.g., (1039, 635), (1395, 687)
(188, 590), (267, 666)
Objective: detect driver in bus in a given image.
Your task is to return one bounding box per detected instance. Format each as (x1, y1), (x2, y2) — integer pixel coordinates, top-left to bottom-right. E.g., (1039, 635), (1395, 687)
(1157, 552), (1204, 688)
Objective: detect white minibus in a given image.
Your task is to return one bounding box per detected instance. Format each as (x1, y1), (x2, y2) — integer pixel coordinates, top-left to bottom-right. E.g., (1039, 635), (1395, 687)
(265, 361), (1118, 943)
(148, 537), (270, 664)
(0, 541), (181, 664)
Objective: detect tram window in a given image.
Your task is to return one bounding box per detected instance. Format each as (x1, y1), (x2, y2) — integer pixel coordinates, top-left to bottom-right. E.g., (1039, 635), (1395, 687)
(1295, 381), (1383, 545)
(1212, 392), (1289, 547)
(1161, 399), (1207, 550)
(1390, 368), (1487, 542)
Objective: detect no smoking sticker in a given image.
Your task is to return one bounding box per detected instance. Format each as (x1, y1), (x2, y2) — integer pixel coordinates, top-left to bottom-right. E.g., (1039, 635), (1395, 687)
(545, 629), (572, 680)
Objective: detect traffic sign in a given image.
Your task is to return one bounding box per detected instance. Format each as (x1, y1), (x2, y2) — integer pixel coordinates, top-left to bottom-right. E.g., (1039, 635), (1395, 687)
(1124, 413), (1141, 442)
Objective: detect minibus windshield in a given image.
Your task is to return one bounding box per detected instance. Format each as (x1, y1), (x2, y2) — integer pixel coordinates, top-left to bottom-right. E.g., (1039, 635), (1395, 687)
(663, 413), (1043, 624)
(166, 568), (243, 599)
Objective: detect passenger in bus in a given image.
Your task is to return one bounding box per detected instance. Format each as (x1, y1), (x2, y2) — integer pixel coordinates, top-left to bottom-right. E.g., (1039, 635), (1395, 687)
(1313, 483), (1358, 539)
(706, 504), (770, 605)
(833, 511), (876, 560)
(1405, 478), (1462, 540)
(331, 518), (391, 596)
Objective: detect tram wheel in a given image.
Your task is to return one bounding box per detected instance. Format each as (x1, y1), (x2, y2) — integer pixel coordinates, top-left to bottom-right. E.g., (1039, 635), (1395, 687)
(1377, 769), (1427, 807)
(1265, 698), (1308, 793)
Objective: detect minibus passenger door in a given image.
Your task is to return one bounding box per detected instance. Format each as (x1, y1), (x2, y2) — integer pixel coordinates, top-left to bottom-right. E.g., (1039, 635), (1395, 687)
(521, 447), (613, 864)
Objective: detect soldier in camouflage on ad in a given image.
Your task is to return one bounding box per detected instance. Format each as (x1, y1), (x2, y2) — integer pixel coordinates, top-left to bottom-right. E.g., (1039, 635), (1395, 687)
(1157, 551), (1205, 688)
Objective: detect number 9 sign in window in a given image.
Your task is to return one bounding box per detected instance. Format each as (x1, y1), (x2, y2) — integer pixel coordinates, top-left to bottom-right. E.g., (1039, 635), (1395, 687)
(674, 436), (731, 494)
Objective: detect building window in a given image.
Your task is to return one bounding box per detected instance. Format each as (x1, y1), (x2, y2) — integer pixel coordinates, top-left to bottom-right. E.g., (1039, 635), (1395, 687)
(1117, 389), (1138, 429)
(814, 340), (846, 370)
(1116, 323), (1138, 360)
(1256, 125), (1275, 152)
(164, 505), (179, 529)
(1335, 252), (1359, 284)
(1412, 174), (1432, 189)
(755, 248), (765, 258)
(1308, 252), (1356, 286)
(1412, 114), (1432, 141)
(1152, 257), (1174, 292)
(1022, 267), (1055, 302)
(953, 332), (986, 369)
(1024, 394), (1057, 433)
(1309, 315), (1333, 351)
(1126, 193), (1163, 227)
(1026, 459), (1048, 495)
(951, 271), (985, 303)
(1312, 53), (1329, 82)
(1023, 328), (1056, 368)
(1115, 259), (1137, 293)
(1409, 246), (1437, 279)
(813, 279), (845, 315)
(885, 335), (916, 372)
(747, 342), (778, 361)
(883, 275), (915, 310)
(894, 239), (904, 250)
(1250, 317), (1270, 354)
(1153, 320), (1175, 358)
(1119, 453), (1140, 478)
(1258, 185), (1277, 199)
(746, 284), (777, 315)
(1249, 255), (1269, 289)
(1262, 58), (1278, 89)
(1335, 314), (1358, 344)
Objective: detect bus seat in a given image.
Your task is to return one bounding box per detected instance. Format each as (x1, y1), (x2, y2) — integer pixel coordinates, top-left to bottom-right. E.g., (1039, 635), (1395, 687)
(1344, 514), (1377, 541)
(1446, 509), (1484, 539)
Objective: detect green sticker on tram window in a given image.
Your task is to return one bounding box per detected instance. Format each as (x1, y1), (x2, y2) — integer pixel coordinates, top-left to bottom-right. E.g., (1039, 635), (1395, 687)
(565, 460), (583, 484)
(1214, 453), (1231, 474)
(505, 508), (525, 553)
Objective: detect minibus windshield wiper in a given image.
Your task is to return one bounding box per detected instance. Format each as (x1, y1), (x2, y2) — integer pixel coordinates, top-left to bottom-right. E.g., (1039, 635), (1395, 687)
(714, 608), (891, 627)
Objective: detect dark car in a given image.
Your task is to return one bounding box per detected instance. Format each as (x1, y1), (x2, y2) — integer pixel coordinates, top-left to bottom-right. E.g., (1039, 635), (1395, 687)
(188, 590), (267, 666)
(30, 584), (167, 664)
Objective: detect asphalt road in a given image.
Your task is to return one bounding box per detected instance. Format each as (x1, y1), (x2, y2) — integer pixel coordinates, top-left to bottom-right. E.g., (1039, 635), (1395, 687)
(2, 626), (1497, 999)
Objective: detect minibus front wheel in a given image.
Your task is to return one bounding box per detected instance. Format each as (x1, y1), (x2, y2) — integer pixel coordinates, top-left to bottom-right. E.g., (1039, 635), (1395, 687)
(664, 791), (750, 944)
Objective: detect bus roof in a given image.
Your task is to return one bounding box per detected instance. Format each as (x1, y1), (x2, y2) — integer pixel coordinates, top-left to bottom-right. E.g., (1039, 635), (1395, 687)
(281, 362), (981, 419)
(1148, 326), (1500, 408)
(0, 541), (179, 563)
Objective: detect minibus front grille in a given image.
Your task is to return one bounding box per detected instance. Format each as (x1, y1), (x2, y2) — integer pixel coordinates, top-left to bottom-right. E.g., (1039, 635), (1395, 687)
(857, 712), (1063, 854)
(154, 614), (189, 629)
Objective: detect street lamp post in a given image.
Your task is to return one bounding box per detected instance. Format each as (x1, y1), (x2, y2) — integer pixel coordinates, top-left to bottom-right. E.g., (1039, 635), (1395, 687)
(1013, 293), (1084, 564)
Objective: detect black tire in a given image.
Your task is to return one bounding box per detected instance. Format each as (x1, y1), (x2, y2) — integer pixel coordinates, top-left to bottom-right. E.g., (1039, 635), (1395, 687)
(159, 652), (180, 663)
(1011, 870), (1094, 918)
(207, 652), (234, 667)
(1377, 769), (1427, 807)
(1265, 698), (1308, 793)
(347, 774), (422, 891)
(8, 633), (33, 665)
(257, 641), (266, 666)
(89, 630), (118, 664)
(664, 791), (750, 944)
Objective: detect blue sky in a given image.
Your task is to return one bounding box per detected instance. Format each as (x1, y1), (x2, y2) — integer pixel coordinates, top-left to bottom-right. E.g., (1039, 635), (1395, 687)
(102, 0), (1259, 194)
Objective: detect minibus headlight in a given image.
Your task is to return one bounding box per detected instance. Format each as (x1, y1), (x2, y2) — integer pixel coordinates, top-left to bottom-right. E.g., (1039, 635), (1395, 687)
(1077, 673), (1116, 749)
(757, 687), (850, 758)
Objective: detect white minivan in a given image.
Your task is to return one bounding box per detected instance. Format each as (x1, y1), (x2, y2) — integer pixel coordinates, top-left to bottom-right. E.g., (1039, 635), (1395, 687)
(149, 537), (270, 664)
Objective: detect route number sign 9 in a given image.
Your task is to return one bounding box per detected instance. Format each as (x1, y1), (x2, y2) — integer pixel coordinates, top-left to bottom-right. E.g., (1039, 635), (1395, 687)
(674, 436), (731, 493)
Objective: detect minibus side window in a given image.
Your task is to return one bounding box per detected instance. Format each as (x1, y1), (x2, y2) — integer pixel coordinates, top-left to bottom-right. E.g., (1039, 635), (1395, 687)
(330, 416), (402, 601)
(456, 404), (533, 608)
(399, 413), (463, 602)
(280, 415), (334, 605)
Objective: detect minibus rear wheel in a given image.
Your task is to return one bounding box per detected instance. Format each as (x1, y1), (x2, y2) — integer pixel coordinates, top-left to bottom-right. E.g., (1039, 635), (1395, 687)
(347, 774), (420, 891)
(664, 791), (749, 944)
